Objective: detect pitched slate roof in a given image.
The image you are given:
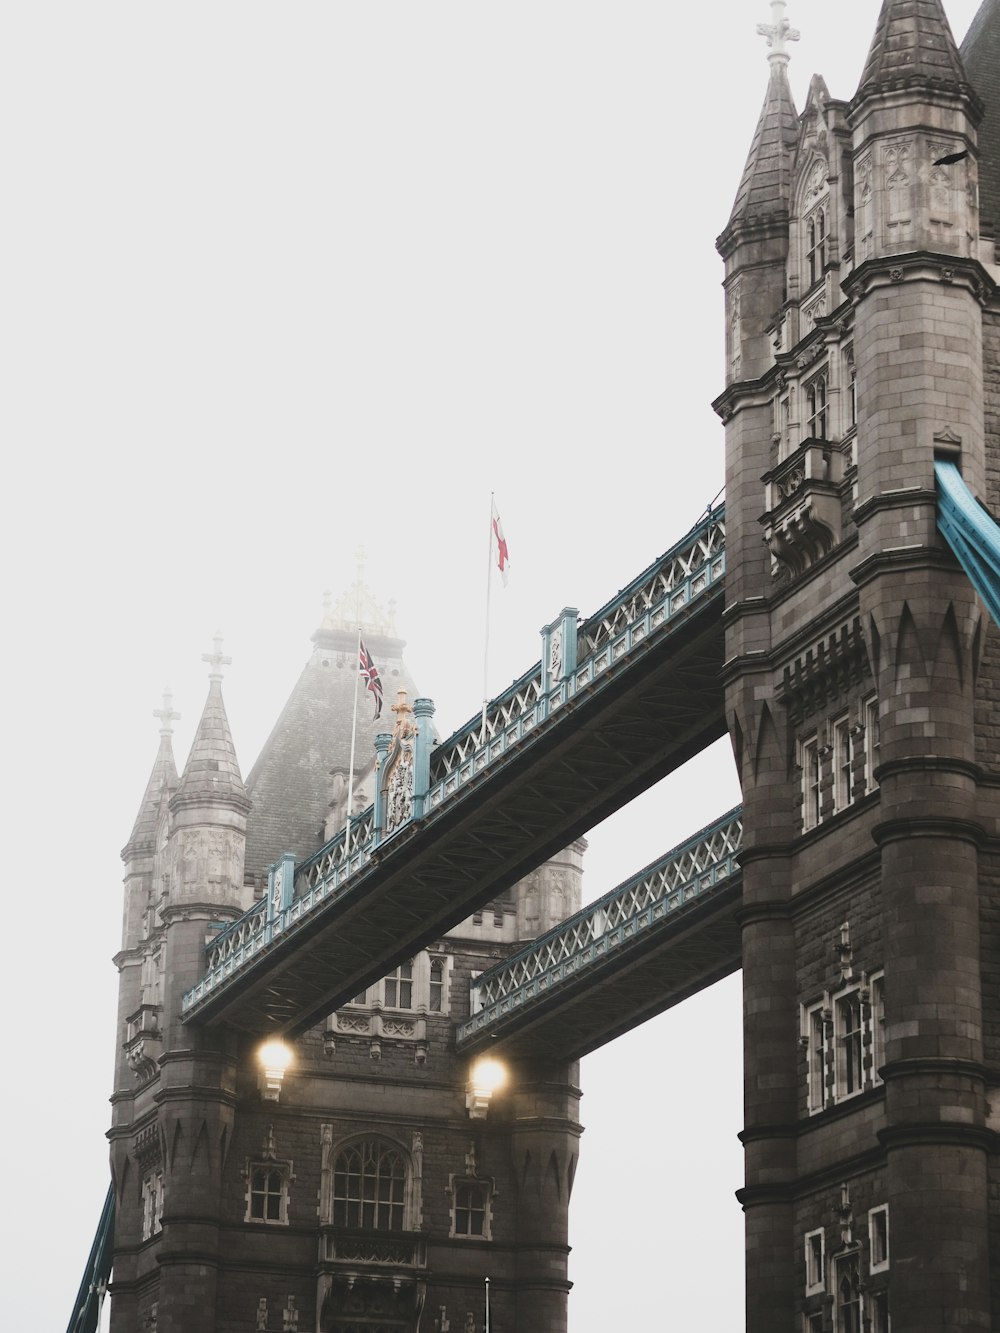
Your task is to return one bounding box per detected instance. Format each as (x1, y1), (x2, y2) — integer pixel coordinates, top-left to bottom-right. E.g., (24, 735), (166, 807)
(172, 678), (249, 813)
(122, 731), (178, 859)
(854, 0), (970, 105)
(728, 59), (800, 225)
(243, 621), (427, 887)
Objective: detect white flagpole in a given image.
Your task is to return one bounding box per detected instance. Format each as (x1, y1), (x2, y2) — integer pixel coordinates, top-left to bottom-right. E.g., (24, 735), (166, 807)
(345, 624), (362, 855)
(484, 1276), (491, 1333)
(481, 493), (495, 745)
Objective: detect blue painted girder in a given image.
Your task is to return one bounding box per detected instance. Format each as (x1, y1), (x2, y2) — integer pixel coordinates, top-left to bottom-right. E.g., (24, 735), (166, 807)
(935, 459), (1000, 628)
(67, 1183), (114, 1333)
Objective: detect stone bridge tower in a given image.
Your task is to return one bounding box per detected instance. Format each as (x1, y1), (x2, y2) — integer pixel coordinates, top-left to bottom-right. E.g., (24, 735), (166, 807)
(716, 0), (1000, 1328)
(107, 603), (584, 1333)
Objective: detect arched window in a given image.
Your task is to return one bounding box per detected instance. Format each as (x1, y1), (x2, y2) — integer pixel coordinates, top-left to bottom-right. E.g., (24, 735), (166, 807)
(836, 1252), (862, 1333)
(333, 1140), (407, 1230)
(806, 377), (828, 440)
(806, 207), (827, 286)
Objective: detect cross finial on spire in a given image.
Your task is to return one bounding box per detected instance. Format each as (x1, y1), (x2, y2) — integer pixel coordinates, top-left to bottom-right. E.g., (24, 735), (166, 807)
(202, 631), (232, 683)
(153, 687), (180, 737)
(756, 0), (799, 65)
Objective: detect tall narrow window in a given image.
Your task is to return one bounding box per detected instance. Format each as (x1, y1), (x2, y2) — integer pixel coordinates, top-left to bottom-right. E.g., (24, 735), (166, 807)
(807, 1003), (828, 1113)
(805, 1228), (825, 1293)
(869, 1205), (889, 1272)
(807, 208), (827, 286)
(141, 1171), (163, 1241)
(836, 1253), (862, 1333)
(869, 1290), (889, 1333)
(429, 958), (444, 1013)
(802, 736), (821, 830)
(848, 360), (857, 430)
(454, 1183), (488, 1237)
(806, 376), (828, 439)
(836, 991), (864, 1098)
(384, 962), (413, 1010)
(870, 973), (886, 1085)
(863, 695), (880, 792)
(333, 1140), (406, 1231)
(833, 715), (855, 812)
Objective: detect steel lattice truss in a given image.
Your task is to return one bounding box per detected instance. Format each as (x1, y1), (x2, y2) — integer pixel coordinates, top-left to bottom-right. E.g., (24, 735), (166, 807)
(182, 505), (727, 1033)
(456, 809), (743, 1061)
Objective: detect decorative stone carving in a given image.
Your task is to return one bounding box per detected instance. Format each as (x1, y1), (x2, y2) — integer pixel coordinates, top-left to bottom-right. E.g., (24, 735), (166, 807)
(761, 439), (846, 579)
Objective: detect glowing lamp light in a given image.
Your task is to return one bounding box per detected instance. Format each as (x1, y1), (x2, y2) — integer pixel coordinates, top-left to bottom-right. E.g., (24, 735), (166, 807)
(466, 1056), (508, 1119)
(258, 1038), (294, 1101)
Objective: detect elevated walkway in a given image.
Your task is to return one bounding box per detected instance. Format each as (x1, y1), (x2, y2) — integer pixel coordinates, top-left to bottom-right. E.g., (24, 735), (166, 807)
(183, 505), (727, 1034)
(457, 808), (742, 1061)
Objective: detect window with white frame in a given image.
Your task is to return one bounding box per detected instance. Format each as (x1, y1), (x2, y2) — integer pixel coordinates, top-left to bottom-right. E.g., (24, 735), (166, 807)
(806, 207), (827, 287)
(805, 1228), (825, 1294)
(835, 989), (865, 1099)
(804, 1314), (824, 1333)
(835, 1252), (862, 1333)
(805, 975), (883, 1112)
(863, 695), (880, 792)
(345, 953), (450, 1015)
(450, 1178), (494, 1240)
(833, 714), (856, 812)
(869, 1288), (889, 1333)
(141, 1170), (163, 1241)
(801, 735), (821, 830)
(869, 1205), (889, 1273)
(246, 1163), (290, 1225)
(333, 1139), (407, 1231)
(870, 972), (885, 1085)
(806, 375), (828, 440)
(384, 962), (413, 1009)
(806, 1001), (829, 1113)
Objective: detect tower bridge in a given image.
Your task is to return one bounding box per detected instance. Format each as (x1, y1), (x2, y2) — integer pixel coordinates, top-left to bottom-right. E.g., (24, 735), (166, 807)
(77, 3), (1000, 1332)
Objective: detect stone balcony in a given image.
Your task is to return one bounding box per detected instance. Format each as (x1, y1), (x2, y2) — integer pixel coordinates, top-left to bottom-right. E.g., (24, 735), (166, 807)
(761, 437), (845, 578)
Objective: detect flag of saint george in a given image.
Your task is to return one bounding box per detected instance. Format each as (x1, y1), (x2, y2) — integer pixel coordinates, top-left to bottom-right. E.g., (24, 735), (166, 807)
(491, 499), (510, 587)
(359, 638), (383, 720)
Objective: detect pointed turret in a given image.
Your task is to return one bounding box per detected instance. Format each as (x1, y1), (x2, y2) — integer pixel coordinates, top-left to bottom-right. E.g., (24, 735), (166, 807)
(854, 0), (971, 110)
(167, 634), (249, 909)
(726, 38), (800, 227)
(122, 689), (180, 861)
(172, 635), (248, 814)
(717, 3), (800, 389)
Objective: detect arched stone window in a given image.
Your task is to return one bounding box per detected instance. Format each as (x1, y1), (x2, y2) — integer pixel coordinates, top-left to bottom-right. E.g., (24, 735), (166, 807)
(248, 1166), (287, 1223)
(806, 375), (828, 440)
(333, 1139), (407, 1230)
(807, 206), (827, 286)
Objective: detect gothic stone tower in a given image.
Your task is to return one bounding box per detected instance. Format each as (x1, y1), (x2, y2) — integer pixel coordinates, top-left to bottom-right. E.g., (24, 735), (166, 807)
(108, 601), (584, 1333)
(716, 1), (1000, 1329)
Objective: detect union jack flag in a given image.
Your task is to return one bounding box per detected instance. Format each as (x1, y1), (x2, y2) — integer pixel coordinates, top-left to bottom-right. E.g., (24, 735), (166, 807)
(359, 638), (384, 721)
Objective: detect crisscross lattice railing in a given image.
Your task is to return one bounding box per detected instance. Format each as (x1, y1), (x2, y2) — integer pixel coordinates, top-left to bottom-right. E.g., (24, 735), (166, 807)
(457, 806), (742, 1043)
(183, 503), (727, 1018)
(426, 504), (725, 809)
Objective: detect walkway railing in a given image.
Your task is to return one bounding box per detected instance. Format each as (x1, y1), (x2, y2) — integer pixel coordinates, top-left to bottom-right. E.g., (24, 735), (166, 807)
(183, 503), (725, 1016)
(457, 806), (743, 1047)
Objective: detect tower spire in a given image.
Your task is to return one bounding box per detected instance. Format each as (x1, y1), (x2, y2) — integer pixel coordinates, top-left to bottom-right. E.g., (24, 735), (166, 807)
(724, 4), (800, 228)
(173, 635), (248, 813)
(854, 0), (973, 109)
(122, 688), (180, 860)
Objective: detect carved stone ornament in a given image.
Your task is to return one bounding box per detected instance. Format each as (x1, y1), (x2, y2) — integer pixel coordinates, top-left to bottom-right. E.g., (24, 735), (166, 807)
(383, 692), (418, 836)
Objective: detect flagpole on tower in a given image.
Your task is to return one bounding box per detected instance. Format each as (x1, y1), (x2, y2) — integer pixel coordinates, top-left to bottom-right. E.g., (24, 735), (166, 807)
(346, 623), (362, 856)
(481, 492), (496, 745)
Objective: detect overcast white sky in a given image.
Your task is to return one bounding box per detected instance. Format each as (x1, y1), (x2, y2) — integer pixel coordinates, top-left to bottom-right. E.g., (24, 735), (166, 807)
(2, 2), (985, 1328)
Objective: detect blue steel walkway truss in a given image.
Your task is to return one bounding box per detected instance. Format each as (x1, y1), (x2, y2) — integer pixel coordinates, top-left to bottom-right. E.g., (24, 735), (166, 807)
(457, 808), (743, 1061)
(183, 505), (727, 1034)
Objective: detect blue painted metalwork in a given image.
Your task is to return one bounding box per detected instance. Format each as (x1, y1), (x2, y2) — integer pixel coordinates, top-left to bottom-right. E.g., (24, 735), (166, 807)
(935, 460), (1000, 628)
(67, 1183), (114, 1333)
(456, 806), (743, 1049)
(182, 503), (726, 1017)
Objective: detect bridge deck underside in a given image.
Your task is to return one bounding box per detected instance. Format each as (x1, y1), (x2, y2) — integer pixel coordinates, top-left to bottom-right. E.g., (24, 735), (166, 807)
(460, 877), (743, 1063)
(192, 591), (726, 1035)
